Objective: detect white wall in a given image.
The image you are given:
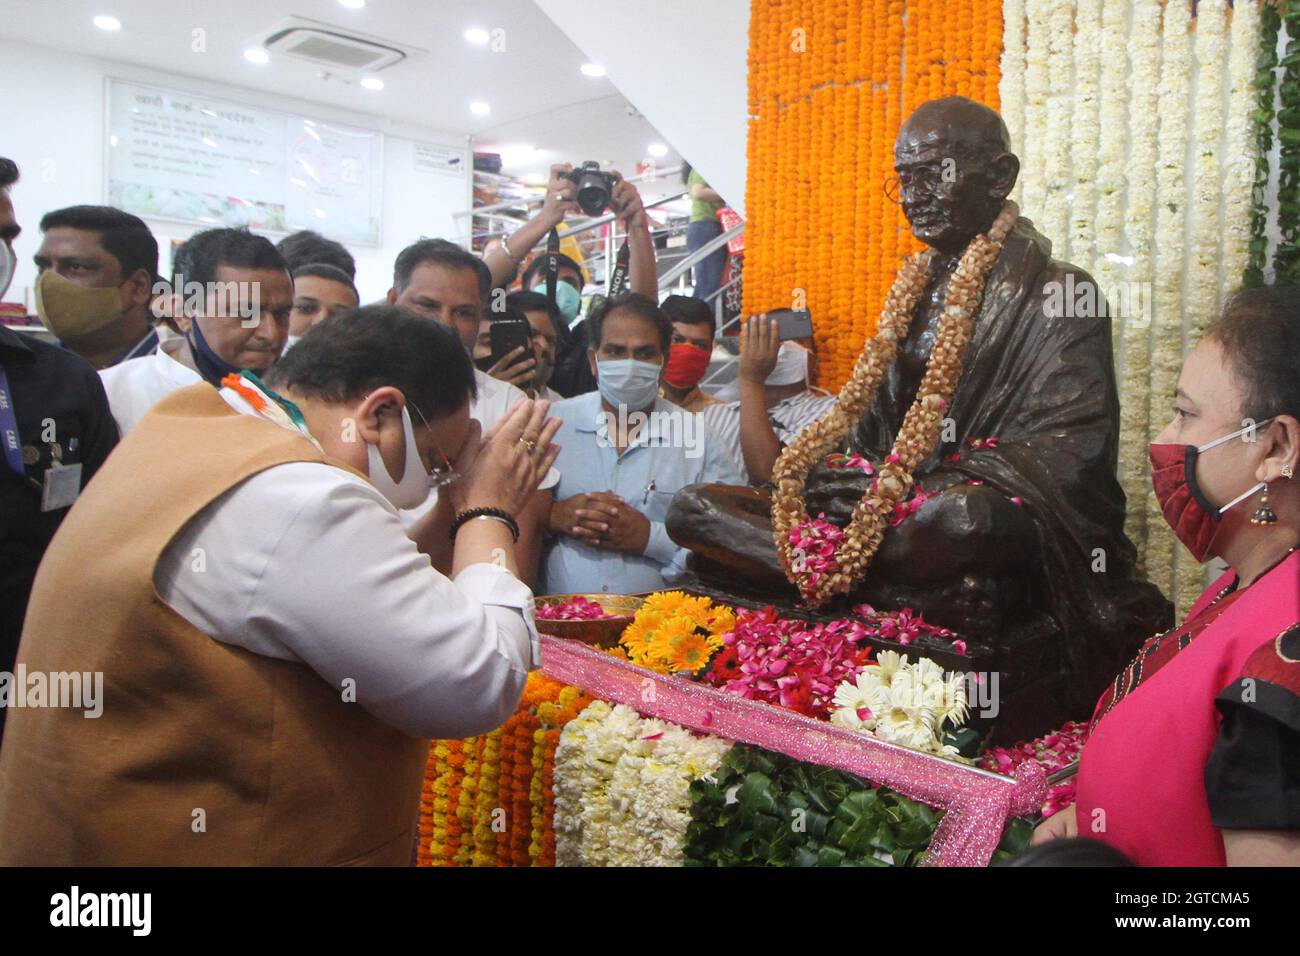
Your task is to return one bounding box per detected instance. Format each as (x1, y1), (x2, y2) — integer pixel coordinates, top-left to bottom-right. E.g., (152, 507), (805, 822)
(533, 0), (749, 216)
(0, 37), (470, 306)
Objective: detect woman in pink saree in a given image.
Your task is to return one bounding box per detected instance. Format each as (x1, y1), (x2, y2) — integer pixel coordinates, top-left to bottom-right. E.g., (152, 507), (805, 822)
(1035, 285), (1300, 866)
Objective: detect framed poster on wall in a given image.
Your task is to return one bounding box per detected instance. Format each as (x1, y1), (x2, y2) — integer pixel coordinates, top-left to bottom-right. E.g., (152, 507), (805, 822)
(105, 78), (384, 246)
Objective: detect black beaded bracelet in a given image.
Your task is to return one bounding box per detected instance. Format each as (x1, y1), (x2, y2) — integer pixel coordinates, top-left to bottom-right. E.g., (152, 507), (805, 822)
(450, 507), (520, 543)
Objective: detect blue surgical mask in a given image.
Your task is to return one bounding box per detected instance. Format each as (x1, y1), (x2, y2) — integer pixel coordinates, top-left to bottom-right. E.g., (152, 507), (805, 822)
(533, 282), (581, 325)
(187, 319), (243, 387)
(597, 358), (662, 410)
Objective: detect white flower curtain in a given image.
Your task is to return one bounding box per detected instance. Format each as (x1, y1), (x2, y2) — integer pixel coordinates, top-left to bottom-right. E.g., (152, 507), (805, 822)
(1000, 0), (1260, 613)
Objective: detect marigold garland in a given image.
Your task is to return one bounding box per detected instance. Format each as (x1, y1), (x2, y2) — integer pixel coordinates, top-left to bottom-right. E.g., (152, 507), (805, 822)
(771, 201), (1020, 606)
(743, 0), (1002, 391)
(418, 674), (592, 867)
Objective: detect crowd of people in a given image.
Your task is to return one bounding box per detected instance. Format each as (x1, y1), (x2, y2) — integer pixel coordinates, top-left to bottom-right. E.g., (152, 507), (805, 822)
(0, 157), (829, 863)
(0, 141), (1295, 867)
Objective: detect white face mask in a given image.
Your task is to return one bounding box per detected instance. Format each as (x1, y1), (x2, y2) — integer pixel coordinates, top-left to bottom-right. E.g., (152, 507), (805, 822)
(766, 341), (809, 387)
(366, 406), (431, 510)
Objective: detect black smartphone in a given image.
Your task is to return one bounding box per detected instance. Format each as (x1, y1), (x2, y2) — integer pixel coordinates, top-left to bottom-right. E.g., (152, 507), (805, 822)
(488, 317), (533, 368)
(766, 309), (815, 341)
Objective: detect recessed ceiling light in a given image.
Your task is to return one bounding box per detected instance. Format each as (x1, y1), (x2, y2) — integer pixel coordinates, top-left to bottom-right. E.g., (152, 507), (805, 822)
(360, 76), (384, 91)
(244, 48), (269, 64)
(647, 143), (669, 158)
(338, 0), (366, 9)
(469, 101), (491, 116)
(580, 63), (606, 78)
(464, 27), (491, 45)
(93, 15), (122, 31)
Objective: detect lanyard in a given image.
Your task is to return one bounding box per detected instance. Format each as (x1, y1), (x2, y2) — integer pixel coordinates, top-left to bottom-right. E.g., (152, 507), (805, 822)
(608, 238), (631, 296)
(545, 227), (560, 311)
(0, 360), (28, 477)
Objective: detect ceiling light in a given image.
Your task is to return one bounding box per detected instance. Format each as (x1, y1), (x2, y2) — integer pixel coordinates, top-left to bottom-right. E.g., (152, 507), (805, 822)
(338, 0), (366, 9)
(580, 63), (606, 78)
(93, 15), (122, 31)
(647, 143), (668, 158)
(524, 171), (547, 185)
(464, 27), (491, 45)
(360, 76), (384, 91)
(244, 48), (270, 64)
(469, 100), (491, 116)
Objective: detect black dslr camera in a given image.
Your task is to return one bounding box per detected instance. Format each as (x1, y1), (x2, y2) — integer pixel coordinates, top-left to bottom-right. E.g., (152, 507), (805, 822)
(558, 161), (617, 216)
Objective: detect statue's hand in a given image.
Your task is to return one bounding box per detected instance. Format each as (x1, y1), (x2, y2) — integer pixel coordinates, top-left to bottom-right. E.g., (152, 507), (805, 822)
(803, 459), (875, 525)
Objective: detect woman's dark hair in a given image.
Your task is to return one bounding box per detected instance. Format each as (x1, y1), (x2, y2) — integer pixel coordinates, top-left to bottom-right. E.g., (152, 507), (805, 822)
(265, 304), (476, 420)
(292, 262), (359, 301)
(681, 161), (693, 185)
(587, 292), (672, 355)
(276, 229), (356, 280)
(1208, 283), (1300, 422)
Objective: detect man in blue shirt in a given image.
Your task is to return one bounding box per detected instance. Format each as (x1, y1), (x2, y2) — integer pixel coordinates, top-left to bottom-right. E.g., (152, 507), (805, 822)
(543, 294), (743, 595)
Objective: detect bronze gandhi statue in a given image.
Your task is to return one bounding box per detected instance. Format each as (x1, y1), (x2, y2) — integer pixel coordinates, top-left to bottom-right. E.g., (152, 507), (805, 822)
(668, 97), (1171, 721)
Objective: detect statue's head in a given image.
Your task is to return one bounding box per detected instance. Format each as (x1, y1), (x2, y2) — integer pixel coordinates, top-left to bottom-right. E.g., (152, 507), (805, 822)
(894, 97), (1020, 255)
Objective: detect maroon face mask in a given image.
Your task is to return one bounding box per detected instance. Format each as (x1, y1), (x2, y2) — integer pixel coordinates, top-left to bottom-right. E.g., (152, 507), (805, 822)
(1149, 419), (1273, 563)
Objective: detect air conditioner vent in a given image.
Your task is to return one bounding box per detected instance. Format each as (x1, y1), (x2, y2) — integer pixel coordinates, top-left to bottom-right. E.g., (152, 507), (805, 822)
(264, 26), (406, 73)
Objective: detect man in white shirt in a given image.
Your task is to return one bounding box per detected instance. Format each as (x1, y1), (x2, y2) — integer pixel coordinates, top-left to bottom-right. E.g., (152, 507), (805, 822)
(100, 227), (293, 434)
(389, 238), (556, 585)
(157, 308), (559, 738)
(0, 307), (561, 864)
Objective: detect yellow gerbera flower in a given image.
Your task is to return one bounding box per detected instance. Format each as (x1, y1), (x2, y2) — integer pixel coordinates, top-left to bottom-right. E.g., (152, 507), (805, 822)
(641, 590), (693, 618)
(647, 615), (698, 667)
(667, 630), (718, 672)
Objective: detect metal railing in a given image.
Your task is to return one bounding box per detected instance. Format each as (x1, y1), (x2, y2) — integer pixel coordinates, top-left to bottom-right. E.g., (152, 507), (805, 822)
(656, 221), (744, 289)
(454, 164), (686, 220)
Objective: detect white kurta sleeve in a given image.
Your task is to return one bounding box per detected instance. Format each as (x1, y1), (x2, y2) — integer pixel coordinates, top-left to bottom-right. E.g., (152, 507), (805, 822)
(163, 463), (539, 740)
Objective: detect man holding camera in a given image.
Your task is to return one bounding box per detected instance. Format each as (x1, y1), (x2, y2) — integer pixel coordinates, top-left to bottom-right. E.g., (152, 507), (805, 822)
(484, 163), (658, 398)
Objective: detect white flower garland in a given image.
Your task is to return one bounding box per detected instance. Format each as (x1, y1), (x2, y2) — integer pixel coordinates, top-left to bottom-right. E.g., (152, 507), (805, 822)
(1001, 0), (1029, 207)
(1021, 0), (1052, 218)
(552, 701), (731, 867)
(1070, 0), (1104, 265)
(1223, 1), (1262, 286)
(1147, 0), (1193, 606)
(1042, 0), (1077, 258)
(1189, 0), (1227, 338)
(1119, 0), (1165, 569)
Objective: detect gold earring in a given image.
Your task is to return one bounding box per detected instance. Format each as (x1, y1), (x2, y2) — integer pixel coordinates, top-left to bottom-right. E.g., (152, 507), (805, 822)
(1251, 486), (1279, 525)
(1284, 464), (1295, 479)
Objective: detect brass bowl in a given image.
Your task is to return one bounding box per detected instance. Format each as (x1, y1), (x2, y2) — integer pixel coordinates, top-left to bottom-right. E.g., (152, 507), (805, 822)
(535, 593), (645, 648)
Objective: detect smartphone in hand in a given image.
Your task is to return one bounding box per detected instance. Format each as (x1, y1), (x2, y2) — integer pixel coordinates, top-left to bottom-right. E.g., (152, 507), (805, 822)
(765, 309), (815, 341)
(489, 317), (533, 367)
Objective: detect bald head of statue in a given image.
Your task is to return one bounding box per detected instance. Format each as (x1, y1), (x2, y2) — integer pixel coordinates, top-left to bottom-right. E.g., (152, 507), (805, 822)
(894, 97), (1021, 255)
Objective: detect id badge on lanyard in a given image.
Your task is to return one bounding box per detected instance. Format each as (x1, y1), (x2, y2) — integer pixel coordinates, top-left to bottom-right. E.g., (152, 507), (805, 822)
(0, 360), (82, 511)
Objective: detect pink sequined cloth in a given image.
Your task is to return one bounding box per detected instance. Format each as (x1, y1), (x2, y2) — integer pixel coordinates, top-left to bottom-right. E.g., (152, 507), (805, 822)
(540, 635), (1046, 866)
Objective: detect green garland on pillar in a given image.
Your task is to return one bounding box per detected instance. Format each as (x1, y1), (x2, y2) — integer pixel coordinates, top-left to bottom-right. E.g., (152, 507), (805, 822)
(1247, 3), (1281, 287)
(1277, 3), (1300, 282)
